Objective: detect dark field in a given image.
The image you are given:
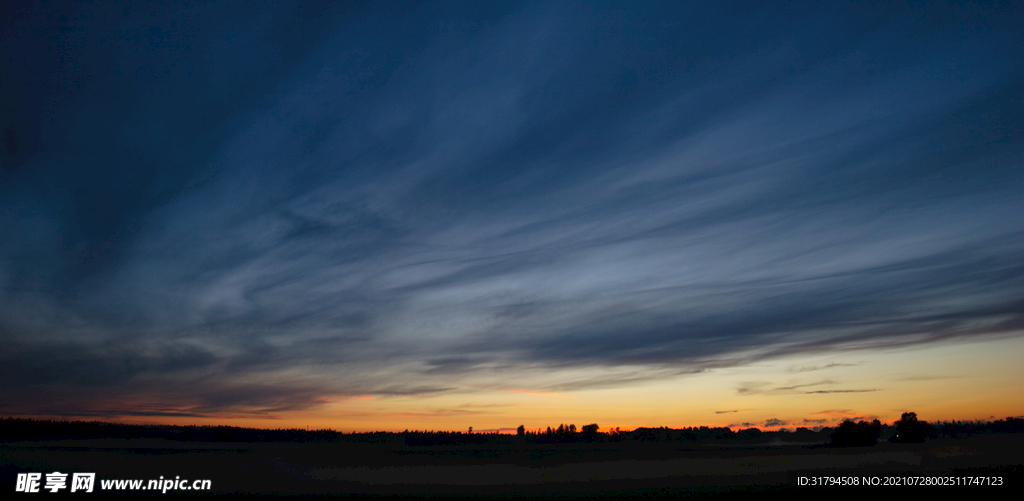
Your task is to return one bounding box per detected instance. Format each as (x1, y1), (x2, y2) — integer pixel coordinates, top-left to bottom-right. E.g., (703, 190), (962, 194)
(2, 434), (1021, 499)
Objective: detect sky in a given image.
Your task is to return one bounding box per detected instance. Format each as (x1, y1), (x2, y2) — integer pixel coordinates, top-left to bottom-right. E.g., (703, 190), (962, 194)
(1, 1), (1022, 433)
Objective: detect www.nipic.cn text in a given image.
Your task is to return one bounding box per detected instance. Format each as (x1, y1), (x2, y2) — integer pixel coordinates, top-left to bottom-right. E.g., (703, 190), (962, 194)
(16, 472), (212, 494)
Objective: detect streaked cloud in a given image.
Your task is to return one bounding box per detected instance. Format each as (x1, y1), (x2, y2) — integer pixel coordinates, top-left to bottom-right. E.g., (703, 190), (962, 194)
(1, 1), (1021, 424)
(805, 390), (880, 394)
(492, 389), (578, 399)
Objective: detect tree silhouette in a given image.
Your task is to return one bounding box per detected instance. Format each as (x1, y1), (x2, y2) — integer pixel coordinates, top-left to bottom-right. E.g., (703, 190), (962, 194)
(892, 412), (927, 443)
(831, 419), (881, 447)
(516, 425), (525, 436)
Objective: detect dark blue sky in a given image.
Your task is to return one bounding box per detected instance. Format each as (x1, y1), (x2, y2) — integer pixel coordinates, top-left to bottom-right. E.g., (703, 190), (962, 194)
(1, 1), (1022, 422)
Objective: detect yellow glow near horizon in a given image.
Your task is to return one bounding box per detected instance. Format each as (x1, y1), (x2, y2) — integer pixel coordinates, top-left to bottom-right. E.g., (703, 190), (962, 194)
(31, 334), (1023, 433)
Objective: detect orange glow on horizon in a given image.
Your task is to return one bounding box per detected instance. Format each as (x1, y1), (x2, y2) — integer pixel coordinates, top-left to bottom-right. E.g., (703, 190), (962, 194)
(9, 334), (1021, 433)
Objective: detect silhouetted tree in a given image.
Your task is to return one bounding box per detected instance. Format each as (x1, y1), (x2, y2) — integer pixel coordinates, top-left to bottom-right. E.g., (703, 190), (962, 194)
(516, 425), (525, 436)
(831, 419), (881, 447)
(580, 423), (599, 442)
(735, 428), (762, 442)
(631, 427), (670, 442)
(892, 412), (928, 443)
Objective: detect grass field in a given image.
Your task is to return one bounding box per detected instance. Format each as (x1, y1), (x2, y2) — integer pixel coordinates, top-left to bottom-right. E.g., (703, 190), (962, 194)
(3, 434), (1020, 498)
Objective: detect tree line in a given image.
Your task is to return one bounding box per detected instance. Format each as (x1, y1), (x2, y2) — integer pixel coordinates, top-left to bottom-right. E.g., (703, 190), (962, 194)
(3, 414), (1021, 447)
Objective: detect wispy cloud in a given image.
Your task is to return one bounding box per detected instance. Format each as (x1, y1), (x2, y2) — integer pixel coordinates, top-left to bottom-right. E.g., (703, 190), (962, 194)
(490, 389), (577, 399)
(892, 374), (960, 382)
(790, 363), (859, 373)
(805, 390), (880, 394)
(1, 1), (1022, 419)
(736, 380), (844, 396)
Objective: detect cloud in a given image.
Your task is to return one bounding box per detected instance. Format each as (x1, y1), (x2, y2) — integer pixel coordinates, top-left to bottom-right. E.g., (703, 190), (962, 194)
(790, 363), (858, 373)
(736, 380), (841, 396)
(892, 374), (960, 382)
(805, 390), (880, 394)
(735, 382), (771, 395)
(776, 381), (837, 391)
(490, 389), (577, 399)
(1, 1), (1022, 419)
(812, 409), (875, 422)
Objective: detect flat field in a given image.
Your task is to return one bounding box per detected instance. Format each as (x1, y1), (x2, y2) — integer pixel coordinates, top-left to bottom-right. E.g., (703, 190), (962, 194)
(2, 435), (1020, 498)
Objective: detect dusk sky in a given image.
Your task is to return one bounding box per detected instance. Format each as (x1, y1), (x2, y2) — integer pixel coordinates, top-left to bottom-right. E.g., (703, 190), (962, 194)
(2, 1), (1022, 433)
